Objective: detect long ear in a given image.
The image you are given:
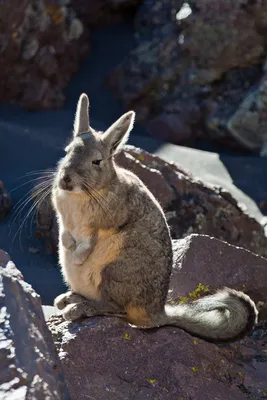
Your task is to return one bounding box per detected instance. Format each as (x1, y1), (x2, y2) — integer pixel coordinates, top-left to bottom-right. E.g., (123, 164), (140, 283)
(73, 93), (90, 136)
(102, 111), (135, 155)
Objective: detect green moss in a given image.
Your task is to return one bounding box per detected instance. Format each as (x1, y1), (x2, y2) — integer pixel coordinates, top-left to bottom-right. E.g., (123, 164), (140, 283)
(146, 378), (158, 385)
(178, 283), (210, 304)
(123, 333), (131, 340)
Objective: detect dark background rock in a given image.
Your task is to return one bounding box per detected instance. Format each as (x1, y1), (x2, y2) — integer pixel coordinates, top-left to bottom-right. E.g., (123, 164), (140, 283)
(0, 249), (69, 399)
(107, 0), (267, 151)
(34, 146), (267, 259)
(0, 181), (11, 221)
(47, 234), (267, 400)
(0, 0), (89, 109)
(180, 0), (267, 83)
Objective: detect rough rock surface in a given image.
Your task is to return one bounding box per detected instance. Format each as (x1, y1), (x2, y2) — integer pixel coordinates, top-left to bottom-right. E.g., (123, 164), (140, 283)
(0, 181), (11, 221)
(47, 235), (267, 400)
(0, 249), (69, 399)
(71, 0), (143, 26)
(226, 73), (267, 151)
(170, 235), (267, 319)
(0, 0), (89, 109)
(34, 146), (267, 258)
(108, 0), (267, 151)
(181, 0), (267, 83)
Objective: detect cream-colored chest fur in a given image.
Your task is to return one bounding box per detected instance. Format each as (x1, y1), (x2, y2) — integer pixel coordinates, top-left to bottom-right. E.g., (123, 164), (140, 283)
(54, 190), (124, 300)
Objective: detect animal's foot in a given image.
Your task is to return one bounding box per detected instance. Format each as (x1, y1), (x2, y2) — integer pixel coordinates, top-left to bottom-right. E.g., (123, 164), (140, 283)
(54, 291), (85, 310)
(62, 302), (91, 321)
(62, 301), (127, 321)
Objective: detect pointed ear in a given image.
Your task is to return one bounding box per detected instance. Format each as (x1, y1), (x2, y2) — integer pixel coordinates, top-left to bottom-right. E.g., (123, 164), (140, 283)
(73, 93), (90, 136)
(102, 111), (135, 154)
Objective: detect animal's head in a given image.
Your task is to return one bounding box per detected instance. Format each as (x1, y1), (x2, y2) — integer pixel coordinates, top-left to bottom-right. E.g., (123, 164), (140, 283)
(54, 93), (135, 193)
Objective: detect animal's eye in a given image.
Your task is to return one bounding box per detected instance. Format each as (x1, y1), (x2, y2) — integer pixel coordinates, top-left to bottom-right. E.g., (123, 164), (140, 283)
(92, 159), (102, 166)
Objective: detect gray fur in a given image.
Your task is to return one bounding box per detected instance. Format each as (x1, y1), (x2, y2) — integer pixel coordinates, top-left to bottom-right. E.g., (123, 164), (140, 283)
(52, 93), (258, 342)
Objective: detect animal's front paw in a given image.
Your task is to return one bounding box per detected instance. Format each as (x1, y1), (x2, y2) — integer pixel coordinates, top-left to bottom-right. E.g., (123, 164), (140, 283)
(72, 243), (91, 265)
(72, 250), (89, 265)
(62, 303), (86, 321)
(61, 231), (76, 251)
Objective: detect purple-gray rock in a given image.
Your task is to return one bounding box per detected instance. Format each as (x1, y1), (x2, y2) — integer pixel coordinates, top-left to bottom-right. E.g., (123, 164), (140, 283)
(169, 235), (267, 316)
(0, 249), (69, 399)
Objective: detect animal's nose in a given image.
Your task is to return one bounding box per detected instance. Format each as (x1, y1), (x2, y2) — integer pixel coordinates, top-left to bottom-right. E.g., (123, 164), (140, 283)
(63, 174), (71, 184)
(59, 173), (72, 190)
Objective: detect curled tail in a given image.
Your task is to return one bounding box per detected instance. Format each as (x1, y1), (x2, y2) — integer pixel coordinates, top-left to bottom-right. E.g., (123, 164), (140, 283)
(163, 288), (258, 342)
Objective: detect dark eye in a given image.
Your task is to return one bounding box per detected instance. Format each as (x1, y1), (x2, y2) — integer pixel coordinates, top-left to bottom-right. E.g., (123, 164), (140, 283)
(92, 159), (102, 166)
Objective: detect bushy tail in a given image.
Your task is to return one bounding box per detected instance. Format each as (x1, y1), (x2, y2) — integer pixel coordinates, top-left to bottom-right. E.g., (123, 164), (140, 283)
(163, 288), (258, 342)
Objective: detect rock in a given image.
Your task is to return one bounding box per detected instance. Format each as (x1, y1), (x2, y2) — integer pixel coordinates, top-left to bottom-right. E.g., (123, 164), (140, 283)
(71, 0), (142, 27)
(42, 305), (62, 321)
(226, 73), (267, 152)
(34, 145), (267, 258)
(106, 23), (185, 123)
(146, 111), (194, 145)
(108, 0), (267, 150)
(47, 235), (267, 400)
(204, 65), (263, 147)
(0, 0), (90, 109)
(0, 181), (11, 221)
(134, 0), (184, 38)
(170, 235), (267, 309)
(180, 0), (267, 84)
(0, 249), (69, 399)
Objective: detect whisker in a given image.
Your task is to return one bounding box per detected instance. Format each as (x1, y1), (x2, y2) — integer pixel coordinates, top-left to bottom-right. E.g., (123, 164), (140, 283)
(25, 168), (55, 175)
(13, 184), (52, 247)
(10, 175), (53, 193)
(14, 169), (55, 181)
(29, 186), (52, 239)
(11, 178), (52, 217)
(9, 179), (53, 235)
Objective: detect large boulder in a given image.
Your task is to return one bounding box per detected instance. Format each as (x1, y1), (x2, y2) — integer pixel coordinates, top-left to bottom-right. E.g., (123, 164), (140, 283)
(34, 146), (267, 258)
(0, 0), (89, 109)
(0, 249), (69, 399)
(107, 0), (267, 151)
(47, 234), (267, 400)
